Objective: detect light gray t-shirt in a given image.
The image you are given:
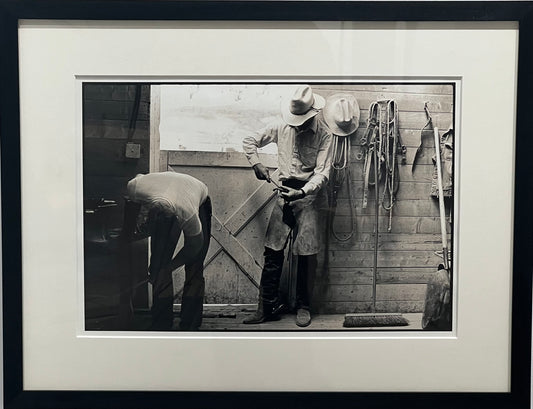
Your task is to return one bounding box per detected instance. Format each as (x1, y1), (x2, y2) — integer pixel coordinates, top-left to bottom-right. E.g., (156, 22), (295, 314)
(127, 172), (208, 236)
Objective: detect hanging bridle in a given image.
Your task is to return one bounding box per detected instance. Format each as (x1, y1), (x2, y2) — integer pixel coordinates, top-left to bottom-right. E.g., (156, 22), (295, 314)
(361, 99), (406, 232)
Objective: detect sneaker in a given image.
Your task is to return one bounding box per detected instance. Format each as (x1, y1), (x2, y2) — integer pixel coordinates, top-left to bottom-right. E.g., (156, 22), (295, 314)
(296, 308), (311, 327)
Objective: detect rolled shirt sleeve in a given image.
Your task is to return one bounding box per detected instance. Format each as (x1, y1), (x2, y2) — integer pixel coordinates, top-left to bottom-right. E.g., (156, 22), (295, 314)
(242, 123), (279, 166)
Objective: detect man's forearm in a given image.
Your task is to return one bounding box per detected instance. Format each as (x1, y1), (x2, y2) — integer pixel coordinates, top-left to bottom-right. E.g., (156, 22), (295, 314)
(242, 136), (261, 166)
(302, 174), (327, 195)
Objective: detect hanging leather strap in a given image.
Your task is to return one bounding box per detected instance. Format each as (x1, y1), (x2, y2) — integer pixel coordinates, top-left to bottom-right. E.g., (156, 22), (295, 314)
(363, 100), (405, 231)
(362, 103), (379, 209)
(381, 100), (402, 231)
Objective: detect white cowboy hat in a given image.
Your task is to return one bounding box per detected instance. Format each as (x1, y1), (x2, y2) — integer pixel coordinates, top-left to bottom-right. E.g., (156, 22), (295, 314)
(281, 85), (325, 126)
(323, 93), (360, 136)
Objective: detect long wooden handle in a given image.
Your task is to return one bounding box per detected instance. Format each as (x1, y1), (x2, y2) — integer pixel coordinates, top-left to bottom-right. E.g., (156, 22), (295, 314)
(433, 127), (449, 270)
(372, 140), (379, 312)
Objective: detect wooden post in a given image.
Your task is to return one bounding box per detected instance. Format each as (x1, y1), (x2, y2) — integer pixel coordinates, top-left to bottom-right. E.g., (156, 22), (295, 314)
(146, 85), (163, 309)
(150, 85), (161, 173)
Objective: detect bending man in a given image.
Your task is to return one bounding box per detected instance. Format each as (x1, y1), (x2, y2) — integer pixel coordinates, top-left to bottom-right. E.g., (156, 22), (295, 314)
(123, 171), (212, 331)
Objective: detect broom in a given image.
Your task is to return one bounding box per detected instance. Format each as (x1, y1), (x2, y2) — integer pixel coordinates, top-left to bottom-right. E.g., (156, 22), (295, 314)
(344, 108), (408, 327)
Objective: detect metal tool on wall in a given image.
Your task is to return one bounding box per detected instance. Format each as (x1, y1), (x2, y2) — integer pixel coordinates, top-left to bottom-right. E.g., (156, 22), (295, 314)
(421, 104), (452, 330)
(433, 125), (450, 271)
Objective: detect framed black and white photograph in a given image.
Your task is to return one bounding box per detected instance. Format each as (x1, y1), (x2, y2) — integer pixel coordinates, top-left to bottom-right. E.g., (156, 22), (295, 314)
(2, 2), (532, 409)
(83, 81), (456, 333)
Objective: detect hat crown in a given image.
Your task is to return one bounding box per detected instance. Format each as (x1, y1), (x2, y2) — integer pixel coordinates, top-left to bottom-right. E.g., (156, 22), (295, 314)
(289, 85), (315, 115)
(281, 85), (325, 126)
(323, 93), (360, 136)
(332, 98), (355, 128)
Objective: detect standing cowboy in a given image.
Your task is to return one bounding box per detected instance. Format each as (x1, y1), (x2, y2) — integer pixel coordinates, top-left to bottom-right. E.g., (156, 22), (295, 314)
(122, 171), (212, 331)
(242, 85), (332, 327)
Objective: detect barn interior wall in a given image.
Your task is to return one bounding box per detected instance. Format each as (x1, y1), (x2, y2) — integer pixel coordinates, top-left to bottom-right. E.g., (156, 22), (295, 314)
(161, 83), (454, 314)
(312, 84), (452, 313)
(83, 83), (151, 327)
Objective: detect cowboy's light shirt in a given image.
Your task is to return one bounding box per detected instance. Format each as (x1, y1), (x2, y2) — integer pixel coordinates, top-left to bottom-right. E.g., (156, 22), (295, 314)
(242, 117), (333, 195)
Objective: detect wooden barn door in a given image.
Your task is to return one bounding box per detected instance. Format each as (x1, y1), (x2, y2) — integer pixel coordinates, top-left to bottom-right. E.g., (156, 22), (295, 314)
(150, 86), (293, 308)
(162, 151), (280, 305)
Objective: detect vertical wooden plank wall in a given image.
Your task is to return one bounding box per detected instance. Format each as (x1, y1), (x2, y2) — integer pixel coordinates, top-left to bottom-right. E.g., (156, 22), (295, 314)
(312, 84), (454, 314)
(157, 83), (454, 314)
(83, 84), (152, 323)
(83, 84), (151, 203)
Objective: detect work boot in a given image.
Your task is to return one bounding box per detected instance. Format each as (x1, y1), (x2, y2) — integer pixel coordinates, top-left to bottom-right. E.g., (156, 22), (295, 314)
(296, 307), (311, 327)
(243, 301), (282, 324)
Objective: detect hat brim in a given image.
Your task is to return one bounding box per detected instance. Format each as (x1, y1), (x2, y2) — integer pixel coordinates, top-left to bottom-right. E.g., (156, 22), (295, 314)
(281, 93), (326, 126)
(323, 93), (360, 136)
(325, 120), (359, 137)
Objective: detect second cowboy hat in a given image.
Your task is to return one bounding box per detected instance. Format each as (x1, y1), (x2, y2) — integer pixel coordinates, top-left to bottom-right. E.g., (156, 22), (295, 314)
(281, 85), (326, 127)
(323, 93), (360, 136)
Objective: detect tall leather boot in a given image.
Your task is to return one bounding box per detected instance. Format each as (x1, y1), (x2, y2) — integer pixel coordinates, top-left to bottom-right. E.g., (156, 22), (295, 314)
(243, 298), (282, 324)
(243, 248), (284, 324)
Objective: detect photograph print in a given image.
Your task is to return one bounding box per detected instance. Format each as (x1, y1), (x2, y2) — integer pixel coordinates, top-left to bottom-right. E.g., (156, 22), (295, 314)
(82, 82), (455, 332)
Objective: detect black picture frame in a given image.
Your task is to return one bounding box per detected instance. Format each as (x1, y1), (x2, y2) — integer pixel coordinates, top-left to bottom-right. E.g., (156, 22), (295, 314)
(1, 1), (532, 408)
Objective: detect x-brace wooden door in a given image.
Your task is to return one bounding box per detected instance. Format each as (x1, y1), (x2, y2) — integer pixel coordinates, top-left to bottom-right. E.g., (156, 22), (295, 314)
(160, 150), (294, 306)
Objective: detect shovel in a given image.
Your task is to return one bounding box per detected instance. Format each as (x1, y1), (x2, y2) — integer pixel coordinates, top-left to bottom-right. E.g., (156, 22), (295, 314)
(421, 122), (452, 330)
(433, 126), (450, 271)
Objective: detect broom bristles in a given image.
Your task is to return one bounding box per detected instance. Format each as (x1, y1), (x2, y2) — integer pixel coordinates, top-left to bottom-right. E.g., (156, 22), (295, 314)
(343, 313), (409, 327)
